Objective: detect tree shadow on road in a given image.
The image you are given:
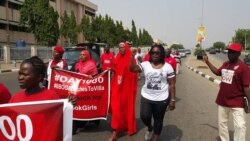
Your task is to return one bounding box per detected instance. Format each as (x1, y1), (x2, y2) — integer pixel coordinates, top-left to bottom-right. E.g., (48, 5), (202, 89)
(160, 124), (183, 141)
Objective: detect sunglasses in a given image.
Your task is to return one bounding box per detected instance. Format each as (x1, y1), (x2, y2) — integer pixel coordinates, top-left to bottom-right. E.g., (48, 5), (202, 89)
(150, 51), (161, 55)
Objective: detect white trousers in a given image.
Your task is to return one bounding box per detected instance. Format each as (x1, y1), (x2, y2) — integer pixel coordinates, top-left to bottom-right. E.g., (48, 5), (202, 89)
(218, 105), (246, 141)
(176, 63), (180, 74)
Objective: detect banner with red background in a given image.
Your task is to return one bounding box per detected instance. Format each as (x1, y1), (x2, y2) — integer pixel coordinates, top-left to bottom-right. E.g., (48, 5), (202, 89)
(49, 69), (110, 120)
(0, 100), (73, 141)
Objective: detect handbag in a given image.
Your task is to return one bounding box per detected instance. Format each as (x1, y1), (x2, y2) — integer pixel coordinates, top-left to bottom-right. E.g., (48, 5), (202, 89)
(244, 97), (249, 113)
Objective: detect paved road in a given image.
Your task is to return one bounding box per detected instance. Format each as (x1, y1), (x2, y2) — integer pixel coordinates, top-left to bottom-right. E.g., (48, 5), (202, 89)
(1, 56), (250, 141)
(0, 72), (19, 94)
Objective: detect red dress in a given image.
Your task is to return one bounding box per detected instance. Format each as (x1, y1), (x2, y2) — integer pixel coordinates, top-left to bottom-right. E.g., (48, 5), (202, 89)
(110, 43), (137, 135)
(0, 83), (11, 104)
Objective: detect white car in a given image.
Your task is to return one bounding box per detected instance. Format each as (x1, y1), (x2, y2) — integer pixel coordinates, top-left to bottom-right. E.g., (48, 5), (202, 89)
(179, 52), (186, 58)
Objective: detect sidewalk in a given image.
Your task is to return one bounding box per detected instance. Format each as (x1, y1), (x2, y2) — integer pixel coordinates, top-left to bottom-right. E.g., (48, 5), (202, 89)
(185, 53), (222, 85)
(0, 62), (21, 73)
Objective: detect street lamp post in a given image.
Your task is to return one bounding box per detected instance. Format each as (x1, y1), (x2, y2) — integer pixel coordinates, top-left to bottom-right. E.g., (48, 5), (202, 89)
(199, 0), (204, 49)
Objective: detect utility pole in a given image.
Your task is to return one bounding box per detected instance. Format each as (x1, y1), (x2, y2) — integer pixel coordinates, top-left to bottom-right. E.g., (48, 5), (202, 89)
(200, 0), (204, 49)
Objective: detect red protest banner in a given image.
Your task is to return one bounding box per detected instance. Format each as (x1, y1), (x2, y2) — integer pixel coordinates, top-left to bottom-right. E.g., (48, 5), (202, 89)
(49, 69), (110, 120)
(0, 100), (73, 141)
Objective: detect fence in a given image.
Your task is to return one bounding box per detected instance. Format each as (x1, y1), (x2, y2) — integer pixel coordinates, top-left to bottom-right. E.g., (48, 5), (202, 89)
(1, 45), (53, 63)
(37, 47), (52, 59)
(10, 47), (31, 61)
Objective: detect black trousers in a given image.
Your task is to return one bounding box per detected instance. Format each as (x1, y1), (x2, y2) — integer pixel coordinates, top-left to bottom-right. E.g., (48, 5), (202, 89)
(140, 97), (168, 135)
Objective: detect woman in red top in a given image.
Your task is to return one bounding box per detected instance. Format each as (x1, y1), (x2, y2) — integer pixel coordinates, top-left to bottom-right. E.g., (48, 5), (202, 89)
(9, 56), (76, 104)
(71, 50), (98, 76)
(109, 42), (138, 141)
(9, 56), (60, 103)
(70, 50), (99, 134)
(0, 83), (11, 104)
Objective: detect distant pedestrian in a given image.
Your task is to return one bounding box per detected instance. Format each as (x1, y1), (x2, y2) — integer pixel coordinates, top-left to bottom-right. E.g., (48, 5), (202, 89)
(0, 83), (11, 104)
(108, 42), (138, 141)
(203, 43), (250, 141)
(45, 46), (68, 87)
(173, 50), (181, 74)
(100, 45), (114, 71)
(165, 48), (177, 73)
(130, 44), (176, 141)
(135, 47), (144, 64)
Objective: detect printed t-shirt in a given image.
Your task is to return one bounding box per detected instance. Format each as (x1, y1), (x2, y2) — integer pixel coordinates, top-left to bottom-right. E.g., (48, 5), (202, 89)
(216, 61), (250, 108)
(139, 61), (175, 101)
(100, 52), (114, 71)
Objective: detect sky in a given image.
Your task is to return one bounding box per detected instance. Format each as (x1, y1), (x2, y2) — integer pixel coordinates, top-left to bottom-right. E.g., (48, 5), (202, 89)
(90, 0), (250, 49)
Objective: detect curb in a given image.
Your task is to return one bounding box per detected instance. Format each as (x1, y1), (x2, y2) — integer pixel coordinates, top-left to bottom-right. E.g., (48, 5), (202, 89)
(185, 64), (221, 85)
(0, 68), (19, 74)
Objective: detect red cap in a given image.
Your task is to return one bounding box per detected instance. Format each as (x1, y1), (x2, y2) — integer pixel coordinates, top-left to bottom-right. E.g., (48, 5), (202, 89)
(227, 43), (242, 52)
(54, 46), (64, 55)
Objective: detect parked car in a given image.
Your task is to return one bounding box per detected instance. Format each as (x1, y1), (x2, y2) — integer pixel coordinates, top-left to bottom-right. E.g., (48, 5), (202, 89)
(178, 49), (187, 58)
(244, 53), (250, 66)
(215, 48), (220, 53)
(185, 49), (192, 54)
(222, 49), (228, 54)
(63, 43), (105, 71)
(209, 48), (216, 54)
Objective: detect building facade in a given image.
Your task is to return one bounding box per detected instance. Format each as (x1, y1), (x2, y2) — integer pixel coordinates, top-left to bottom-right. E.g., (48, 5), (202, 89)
(0, 0), (97, 46)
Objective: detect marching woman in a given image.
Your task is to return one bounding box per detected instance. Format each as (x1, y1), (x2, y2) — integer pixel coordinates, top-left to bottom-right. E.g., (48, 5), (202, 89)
(70, 50), (99, 134)
(9, 56), (76, 104)
(45, 46), (68, 87)
(108, 42), (138, 141)
(70, 50), (98, 76)
(130, 44), (176, 141)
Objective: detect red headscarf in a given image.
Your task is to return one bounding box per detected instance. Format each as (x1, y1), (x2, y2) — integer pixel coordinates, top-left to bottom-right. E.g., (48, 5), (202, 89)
(75, 50), (97, 75)
(110, 42), (137, 135)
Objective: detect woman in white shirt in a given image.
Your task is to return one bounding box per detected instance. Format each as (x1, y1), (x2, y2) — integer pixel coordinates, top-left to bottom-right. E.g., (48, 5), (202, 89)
(130, 44), (176, 141)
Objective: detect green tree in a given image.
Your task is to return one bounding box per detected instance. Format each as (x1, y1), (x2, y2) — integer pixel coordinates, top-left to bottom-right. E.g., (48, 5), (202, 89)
(20, 0), (59, 46)
(232, 29), (250, 50)
(68, 11), (78, 45)
(140, 29), (153, 46)
(60, 11), (70, 43)
(170, 44), (184, 50)
(138, 29), (142, 46)
(213, 41), (225, 50)
(60, 11), (78, 45)
(80, 16), (93, 42)
(131, 20), (138, 46)
(77, 13), (154, 46)
(91, 15), (103, 42)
